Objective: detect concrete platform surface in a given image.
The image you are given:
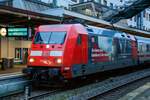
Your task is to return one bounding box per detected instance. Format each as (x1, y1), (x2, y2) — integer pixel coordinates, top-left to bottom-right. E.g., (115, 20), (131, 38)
(119, 82), (150, 100)
(0, 65), (26, 75)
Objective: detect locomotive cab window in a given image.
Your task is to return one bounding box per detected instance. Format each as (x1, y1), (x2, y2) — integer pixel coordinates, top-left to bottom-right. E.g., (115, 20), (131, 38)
(34, 32), (66, 44)
(77, 35), (82, 45)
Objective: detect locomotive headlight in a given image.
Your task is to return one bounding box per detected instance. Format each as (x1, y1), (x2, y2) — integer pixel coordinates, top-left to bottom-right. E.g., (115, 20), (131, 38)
(50, 51), (63, 56)
(56, 58), (62, 64)
(46, 45), (50, 48)
(29, 58), (35, 63)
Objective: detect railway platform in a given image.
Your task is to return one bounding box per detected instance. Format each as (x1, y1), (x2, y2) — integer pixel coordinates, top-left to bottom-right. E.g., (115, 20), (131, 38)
(0, 64), (26, 75)
(119, 82), (150, 100)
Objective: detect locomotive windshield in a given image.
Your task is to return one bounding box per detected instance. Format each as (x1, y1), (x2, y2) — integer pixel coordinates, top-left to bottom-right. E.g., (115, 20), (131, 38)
(34, 32), (66, 44)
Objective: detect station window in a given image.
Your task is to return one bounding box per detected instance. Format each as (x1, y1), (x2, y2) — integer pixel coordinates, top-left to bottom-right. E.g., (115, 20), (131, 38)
(15, 48), (28, 61)
(71, 0), (77, 2)
(110, 3), (113, 9)
(94, 0), (101, 3)
(134, 16), (137, 22)
(79, 0), (84, 3)
(15, 48), (21, 59)
(103, 0), (107, 6)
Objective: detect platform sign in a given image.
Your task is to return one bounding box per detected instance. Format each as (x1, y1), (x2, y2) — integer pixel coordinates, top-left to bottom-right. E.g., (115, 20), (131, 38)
(8, 28), (28, 37)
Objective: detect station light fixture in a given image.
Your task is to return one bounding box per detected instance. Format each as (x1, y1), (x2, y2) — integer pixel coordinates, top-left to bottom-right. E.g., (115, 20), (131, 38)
(0, 28), (7, 36)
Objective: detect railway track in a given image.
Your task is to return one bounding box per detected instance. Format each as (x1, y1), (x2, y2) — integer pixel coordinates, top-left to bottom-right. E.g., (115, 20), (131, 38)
(24, 68), (150, 100)
(24, 89), (61, 100)
(1, 67), (150, 100)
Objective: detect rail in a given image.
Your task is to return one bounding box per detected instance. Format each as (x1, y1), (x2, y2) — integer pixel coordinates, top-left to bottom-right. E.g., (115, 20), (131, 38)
(26, 89), (61, 100)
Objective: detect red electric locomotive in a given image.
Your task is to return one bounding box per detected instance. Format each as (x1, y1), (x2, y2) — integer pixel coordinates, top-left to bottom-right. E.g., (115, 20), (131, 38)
(23, 24), (150, 80)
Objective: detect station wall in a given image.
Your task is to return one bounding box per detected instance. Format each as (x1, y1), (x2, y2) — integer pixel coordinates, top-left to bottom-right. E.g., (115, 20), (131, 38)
(0, 38), (32, 59)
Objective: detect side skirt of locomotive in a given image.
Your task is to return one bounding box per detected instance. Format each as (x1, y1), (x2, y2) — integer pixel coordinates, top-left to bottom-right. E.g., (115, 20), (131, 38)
(72, 58), (138, 78)
(23, 59), (138, 83)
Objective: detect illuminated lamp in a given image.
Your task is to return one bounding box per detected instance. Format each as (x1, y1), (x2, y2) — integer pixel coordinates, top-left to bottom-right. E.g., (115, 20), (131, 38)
(56, 58), (62, 64)
(0, 28), (7, 36)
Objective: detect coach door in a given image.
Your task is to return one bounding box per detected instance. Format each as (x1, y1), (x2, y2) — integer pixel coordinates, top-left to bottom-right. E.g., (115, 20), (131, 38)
(80, 34), (88, 64)
(131, 41), (138, 60)
(74, 34), (88, 67)
(76, 34), (88, 64)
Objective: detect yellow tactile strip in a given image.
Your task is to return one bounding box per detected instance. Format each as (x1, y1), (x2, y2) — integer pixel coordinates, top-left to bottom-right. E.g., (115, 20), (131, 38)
(119, 82), (150, 100)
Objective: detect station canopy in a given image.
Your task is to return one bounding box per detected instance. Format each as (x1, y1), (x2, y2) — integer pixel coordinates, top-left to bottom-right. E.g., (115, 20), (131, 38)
(42, 8), (150, 38)
(0, 5), (60, 27)
(0, 4), (149, 38)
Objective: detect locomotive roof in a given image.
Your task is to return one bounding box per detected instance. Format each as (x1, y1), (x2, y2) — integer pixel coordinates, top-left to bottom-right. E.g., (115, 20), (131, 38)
(38, 24), (73, 31)
(38, 24), (87, 34)
(38, 24), (142, 41)
(86, 25), (136, 41)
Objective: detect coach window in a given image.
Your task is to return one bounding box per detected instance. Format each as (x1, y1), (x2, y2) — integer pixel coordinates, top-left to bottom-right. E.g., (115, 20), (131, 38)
(98, 36), (113, 53)
(139, 43), (143, 53)
(77, 35), (82, 45)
